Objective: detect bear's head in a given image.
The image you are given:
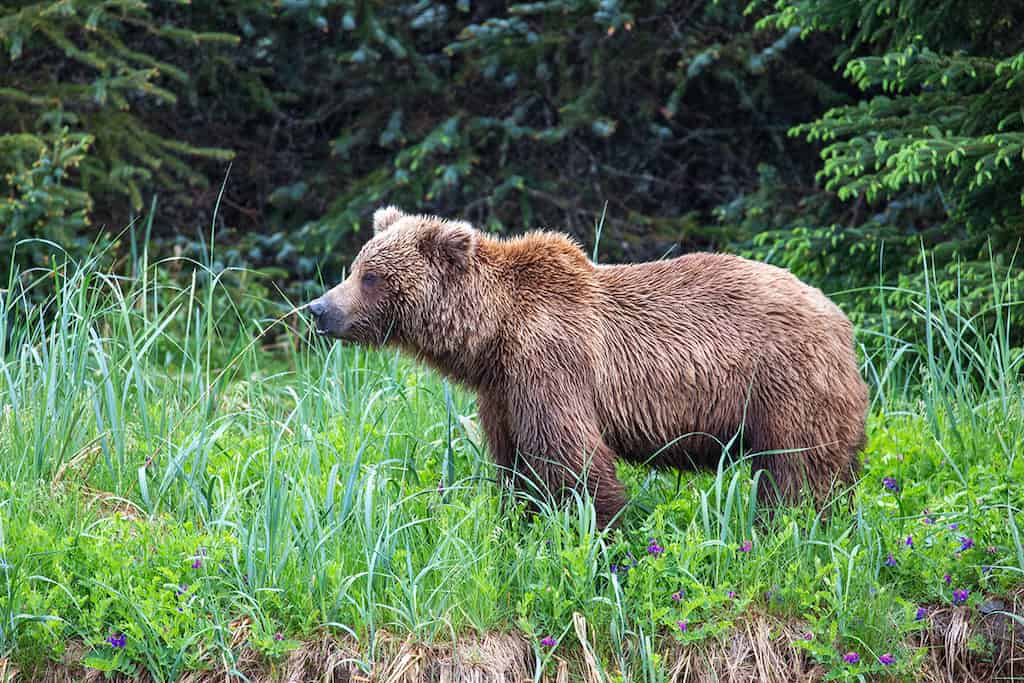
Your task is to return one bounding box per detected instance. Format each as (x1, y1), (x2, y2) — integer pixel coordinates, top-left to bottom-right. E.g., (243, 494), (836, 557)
(308, 207), (481, 351)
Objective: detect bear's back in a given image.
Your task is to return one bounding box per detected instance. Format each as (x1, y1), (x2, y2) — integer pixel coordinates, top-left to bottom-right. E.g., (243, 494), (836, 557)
(593, 251), (848, 352)
(585, 252), (860, 464)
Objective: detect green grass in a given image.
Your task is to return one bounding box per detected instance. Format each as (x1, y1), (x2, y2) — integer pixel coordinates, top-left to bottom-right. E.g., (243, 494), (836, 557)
(0, 236), (1022, 682)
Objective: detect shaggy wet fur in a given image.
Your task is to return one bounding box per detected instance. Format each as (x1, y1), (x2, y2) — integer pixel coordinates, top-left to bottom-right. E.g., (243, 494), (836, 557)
(311, 208), (869, 527)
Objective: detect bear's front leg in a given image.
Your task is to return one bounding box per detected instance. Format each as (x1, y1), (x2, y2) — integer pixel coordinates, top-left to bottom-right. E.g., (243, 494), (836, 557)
(505, 381), (628, 529)
(476, 391), (515, 486)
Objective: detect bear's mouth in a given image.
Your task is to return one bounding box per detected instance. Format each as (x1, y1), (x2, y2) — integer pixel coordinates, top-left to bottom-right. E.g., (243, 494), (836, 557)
(311, 310), (349, 339)
(316, 326), (344, 340)
(314, 319), (356, 342)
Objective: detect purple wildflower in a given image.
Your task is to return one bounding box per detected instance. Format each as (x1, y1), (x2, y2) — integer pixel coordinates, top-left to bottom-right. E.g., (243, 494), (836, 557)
(905, 536), (913, 548)
(671, 590), (683, 602)
(540, 636), (557, 647)
(802, 632), (813, 641)
(948, 523), (959, 531)
(982, 565), (992, 575)
(882, 477), (899, 492)
(922, 516), (934, 525)
(884, 553), (897, 567)
(843, 652), (860, 664)
(915, 607), (928, 621)
(274, 632), (284, 642)
(943, 573), (952, 585)
(952, 588), (969, 605)
(739, 540), (753, 553)
(647, 539), (664, 556)
(107, 633), (126, 649)
(611, 560), (634, 575)
(174, 583), (188, 597)
(958, 536), (974, 552)
(677, 621), (688, 632)
(191, 557), (202, 570)
(727, 591), (736, 599)
(878, 653), (895, 665)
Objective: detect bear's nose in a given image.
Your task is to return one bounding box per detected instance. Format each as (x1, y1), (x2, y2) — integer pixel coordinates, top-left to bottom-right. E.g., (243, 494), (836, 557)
(308, 298), (327, 317)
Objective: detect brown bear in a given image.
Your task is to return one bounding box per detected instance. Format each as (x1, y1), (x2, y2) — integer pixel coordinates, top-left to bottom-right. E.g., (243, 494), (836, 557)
(309, 207), (868, 528)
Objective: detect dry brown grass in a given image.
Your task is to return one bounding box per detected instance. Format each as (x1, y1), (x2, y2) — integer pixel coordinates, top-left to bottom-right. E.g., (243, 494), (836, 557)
(913, 590), (1024, 683)
(666, 611), (825, 683)
(13, 601), (1023, 683)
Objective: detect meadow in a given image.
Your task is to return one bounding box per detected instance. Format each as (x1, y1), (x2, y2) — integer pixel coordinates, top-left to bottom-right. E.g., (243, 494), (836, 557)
(1, 227), (1022, 682)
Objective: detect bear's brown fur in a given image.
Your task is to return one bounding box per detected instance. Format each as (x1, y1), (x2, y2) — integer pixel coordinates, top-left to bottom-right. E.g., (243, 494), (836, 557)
(310, 207), (869, 527)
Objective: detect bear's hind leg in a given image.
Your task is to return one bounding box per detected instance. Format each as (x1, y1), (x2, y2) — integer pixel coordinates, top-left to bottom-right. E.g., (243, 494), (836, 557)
(749, 448), (811, 508)
(749, 437), (858, 510)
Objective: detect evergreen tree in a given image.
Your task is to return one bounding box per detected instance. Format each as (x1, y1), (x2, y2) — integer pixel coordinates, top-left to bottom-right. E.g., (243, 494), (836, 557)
(738, 0), (1024, 336)
(1, 1), (235, 264)
(3, 1), (846, 280)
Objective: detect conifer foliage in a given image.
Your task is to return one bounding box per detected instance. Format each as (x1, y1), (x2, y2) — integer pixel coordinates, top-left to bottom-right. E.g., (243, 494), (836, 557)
(1, 1), (235, 261)
(744, 0), (1024, 332)
(2, 0), (1021, 327)
(1, 1), (841, 275)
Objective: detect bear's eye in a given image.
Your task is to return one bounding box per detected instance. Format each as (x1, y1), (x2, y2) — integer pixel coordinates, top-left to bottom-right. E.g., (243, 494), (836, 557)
(361, 272), (380, 287)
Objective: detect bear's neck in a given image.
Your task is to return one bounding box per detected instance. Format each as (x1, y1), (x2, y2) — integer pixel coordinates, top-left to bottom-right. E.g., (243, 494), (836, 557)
(398, 238), (519, 390)
(399, 232), (591, 391)
(406, 337), (504, 390)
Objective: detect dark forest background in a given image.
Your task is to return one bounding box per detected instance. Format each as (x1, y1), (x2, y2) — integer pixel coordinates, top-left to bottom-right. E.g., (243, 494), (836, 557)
(2, 0), (1023, 334)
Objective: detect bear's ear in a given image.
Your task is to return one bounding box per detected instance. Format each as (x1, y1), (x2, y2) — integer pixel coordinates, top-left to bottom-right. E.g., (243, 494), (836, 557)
(373, 206), (405, 235)
(431, 221), (477, 269)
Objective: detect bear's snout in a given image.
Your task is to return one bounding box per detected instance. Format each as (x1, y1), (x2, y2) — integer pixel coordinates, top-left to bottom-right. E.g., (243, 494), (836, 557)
(308, 290), (361, 340)
(307, 297), (339, 336)
(308, 298), (327, 317)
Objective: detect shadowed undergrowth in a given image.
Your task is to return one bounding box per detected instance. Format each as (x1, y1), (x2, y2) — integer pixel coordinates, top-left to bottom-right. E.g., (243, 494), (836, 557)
(0, 239), (1022, 682)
